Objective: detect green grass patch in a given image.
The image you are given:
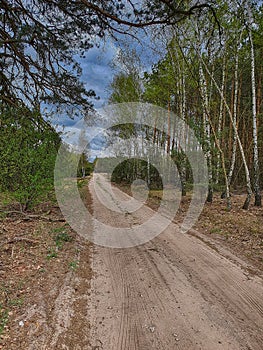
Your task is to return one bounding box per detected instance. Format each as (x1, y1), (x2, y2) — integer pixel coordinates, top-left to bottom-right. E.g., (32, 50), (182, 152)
(46, 248), (58, 260)
(69, 260), (79, 271)
(7, 298), (24, 307)
(210, 227), (223, 234)
(49, 224), (73, 249)
(0, 306), (9, 336)
(55, 232), (73, 249)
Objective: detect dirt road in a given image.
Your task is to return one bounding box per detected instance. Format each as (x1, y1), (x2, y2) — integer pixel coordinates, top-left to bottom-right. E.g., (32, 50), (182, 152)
(88, 174), (263, 350)
(8, 174), (263, 349)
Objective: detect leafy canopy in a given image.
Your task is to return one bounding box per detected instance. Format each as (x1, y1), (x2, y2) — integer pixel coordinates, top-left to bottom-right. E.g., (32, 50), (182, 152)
(1, 0), (216, 111)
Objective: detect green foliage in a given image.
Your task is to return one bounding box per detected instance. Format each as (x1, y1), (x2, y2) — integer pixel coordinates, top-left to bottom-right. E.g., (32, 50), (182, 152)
(46, 248), (58, 260)
(143, 57), (176, 108)
(95, 157), (120, 174)
(77, 153), (94, 178)
(111, 158), (163, 190)
(0, 105), (61, 210)
(55, 232), (73, 249)
(0, 307), (8, 336)
(50, 225), (73, 250)
(55, 144), (94, 180)
(69, 261), (79, 271)
(108, 72), (142, 103)
(7, 298), (24, 307)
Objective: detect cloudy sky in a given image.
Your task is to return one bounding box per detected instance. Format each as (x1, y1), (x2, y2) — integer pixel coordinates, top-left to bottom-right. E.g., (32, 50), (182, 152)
(52, 38), (117, 159)
(80, 40), (118, 109)
(54, 30), (163, 160)
(57, 29), (160, 127)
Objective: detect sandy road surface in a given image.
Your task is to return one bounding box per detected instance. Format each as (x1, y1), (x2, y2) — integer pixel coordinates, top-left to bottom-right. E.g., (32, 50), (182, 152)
(88, 173), (263, 350)
(10, 173), (263, 350)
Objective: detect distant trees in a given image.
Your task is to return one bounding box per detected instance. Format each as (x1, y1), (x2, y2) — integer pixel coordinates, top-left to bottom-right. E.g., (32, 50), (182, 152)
(78, 153), (94, 178)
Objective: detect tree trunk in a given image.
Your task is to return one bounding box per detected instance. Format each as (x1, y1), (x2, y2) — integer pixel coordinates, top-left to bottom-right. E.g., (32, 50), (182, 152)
(249, 25), (261, 206)
(199, 63), (213, 203)
(216, 54), (226, 185)
(227, 35), (241, 191)
(166, 99), (171, 154)
(167, 43), (187, 196)
(199, 54), (253, 209)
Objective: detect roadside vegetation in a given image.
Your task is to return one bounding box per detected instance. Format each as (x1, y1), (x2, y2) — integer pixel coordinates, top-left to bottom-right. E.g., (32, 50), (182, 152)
(0, 105), (93, 345)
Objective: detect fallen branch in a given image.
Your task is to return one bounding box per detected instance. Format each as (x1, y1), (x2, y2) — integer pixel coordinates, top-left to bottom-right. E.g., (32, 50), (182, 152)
(21, 214), (66, 222)
(0, 210), (65, 222)
(1, 237), (41, 245)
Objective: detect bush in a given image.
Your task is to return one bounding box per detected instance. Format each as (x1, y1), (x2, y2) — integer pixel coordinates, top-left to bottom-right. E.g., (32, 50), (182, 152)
(0, 105), (61, 210)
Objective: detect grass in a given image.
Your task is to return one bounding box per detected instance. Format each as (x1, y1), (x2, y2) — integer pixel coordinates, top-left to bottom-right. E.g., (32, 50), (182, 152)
(46, 224), (75, 259)
(49, 224), (73, 249)
(55, 232), (73, 249)
(69, 260), (79, 271)
(46, 248), (58, 260)
(7, 298), (24, 307)
(0, 307), (9, 336)
(77, 177), (89, 189)
(210, 227), (224, 235)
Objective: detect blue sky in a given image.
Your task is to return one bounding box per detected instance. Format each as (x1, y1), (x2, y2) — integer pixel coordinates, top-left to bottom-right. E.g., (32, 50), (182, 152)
(53, 31), (162, 159)
(54, 38), (117, 159)
(53, 30), (160, 129)
(49, 38), (118, 130)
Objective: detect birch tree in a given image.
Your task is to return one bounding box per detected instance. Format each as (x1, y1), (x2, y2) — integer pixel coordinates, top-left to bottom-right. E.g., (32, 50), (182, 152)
(246, 4), (262, 206)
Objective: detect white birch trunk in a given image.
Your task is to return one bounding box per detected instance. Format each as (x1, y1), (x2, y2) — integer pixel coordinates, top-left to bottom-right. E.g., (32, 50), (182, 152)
(248, 13), (261, 206)
(200, 56), (253, 209)
(199, 62), (213, 202)
(227, 32), (242, 189)
(184, 19), (252, 209)
(215, 54), (226, 185)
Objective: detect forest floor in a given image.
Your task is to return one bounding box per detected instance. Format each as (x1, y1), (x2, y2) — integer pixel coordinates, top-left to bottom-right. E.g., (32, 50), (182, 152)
(0, 176), (262, 349)
(0, 187), (93, 349)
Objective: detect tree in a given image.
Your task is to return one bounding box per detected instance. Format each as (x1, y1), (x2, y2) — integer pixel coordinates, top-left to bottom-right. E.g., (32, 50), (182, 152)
(0, 0), (217, 111)
(140, 0), (262, 210)
(77, 129), (93, 178)
(246, 3), (262, 206)
(108, 72), (142, 103)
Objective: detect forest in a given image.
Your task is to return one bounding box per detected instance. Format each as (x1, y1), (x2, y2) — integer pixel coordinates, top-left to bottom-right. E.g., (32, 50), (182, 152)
(0, 0), (262, 210)
(107, 2), (263, 211)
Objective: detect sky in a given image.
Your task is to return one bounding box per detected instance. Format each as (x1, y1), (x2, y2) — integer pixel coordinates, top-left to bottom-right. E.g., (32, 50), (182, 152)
(53, 38), (118, 159)
(50, 38), (118, 129)
(79, 40), (118, 110)
(54, 29), (161, 129)
(54, 30), (163, 160)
